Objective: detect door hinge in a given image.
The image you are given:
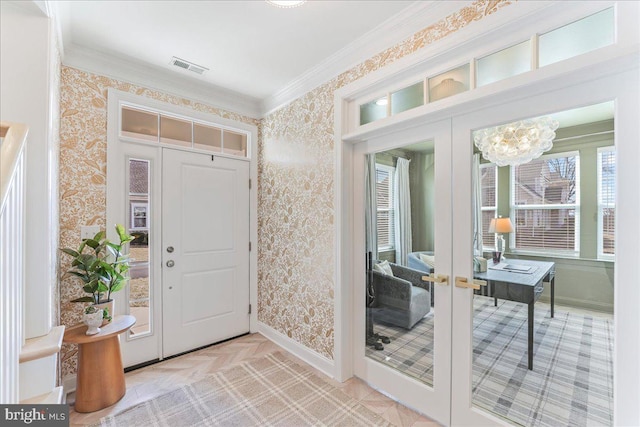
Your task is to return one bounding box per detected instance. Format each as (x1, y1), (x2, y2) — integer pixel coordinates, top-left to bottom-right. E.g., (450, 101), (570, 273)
(248, 304), (252, 314)
(249, 178), (252, 189)
(249, 241), (252, 251)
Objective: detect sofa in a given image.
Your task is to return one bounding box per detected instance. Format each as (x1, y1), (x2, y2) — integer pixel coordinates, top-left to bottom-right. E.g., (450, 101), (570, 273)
(407, 251), (435, 274)
(370, 262), (431, 329)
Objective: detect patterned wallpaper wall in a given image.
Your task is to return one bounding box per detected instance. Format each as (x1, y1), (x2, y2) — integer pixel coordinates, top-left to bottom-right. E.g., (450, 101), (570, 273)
(58, 66), (259, 377)
(258, 0), (512, 359)
(58, 0), (512, 378)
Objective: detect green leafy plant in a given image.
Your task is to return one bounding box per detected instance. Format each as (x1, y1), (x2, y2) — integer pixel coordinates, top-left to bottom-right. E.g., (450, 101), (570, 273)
(62, 224), (134, 307)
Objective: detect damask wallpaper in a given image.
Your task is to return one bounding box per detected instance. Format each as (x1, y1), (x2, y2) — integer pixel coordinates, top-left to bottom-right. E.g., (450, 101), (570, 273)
(58, 66), (259, 377)
(258, 0), (512, 359)
(59, 0), (512, 378)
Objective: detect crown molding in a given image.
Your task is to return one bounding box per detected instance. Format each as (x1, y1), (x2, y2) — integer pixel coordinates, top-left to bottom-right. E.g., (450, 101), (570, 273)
(260, 0), (465, 116)
(62, 44), (262, 119)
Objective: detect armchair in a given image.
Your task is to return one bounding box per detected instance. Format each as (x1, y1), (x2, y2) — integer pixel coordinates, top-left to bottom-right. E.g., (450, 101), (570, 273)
(371, 263), (431, 329)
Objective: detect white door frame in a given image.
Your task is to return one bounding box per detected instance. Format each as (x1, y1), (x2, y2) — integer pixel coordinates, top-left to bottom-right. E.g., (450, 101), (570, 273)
(106, 89), (259, 365)
(333, 2), (639, 425)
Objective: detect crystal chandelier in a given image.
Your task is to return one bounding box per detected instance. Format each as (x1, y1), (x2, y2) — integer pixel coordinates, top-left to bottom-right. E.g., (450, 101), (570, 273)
(473, 117), (559, 166)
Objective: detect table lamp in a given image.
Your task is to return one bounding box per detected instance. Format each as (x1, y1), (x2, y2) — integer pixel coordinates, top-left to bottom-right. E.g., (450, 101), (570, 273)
(488, 216), (514, 263)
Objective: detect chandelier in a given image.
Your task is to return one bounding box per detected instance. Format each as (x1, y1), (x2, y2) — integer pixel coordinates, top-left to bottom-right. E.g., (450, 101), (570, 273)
(473, 117), (559, 166)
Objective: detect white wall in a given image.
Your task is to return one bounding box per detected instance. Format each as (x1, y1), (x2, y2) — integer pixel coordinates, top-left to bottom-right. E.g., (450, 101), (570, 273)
(1, 1), (58, 339)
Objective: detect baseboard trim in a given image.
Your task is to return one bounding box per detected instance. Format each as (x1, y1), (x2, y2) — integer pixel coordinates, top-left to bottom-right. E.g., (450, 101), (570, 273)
(62, 374), (76, 396)
(539, 295), (614, 314)
(257, 321), (335, 379)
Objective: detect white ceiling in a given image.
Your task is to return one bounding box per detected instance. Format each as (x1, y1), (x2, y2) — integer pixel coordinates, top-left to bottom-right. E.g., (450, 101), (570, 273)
(53, 1), (617, 125)
(57, 0), (431, 113)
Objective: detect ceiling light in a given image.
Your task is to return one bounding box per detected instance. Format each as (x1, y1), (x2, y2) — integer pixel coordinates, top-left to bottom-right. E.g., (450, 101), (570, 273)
(266, 1), (306, 8)
(375, 98), (388, 106)
(473, 117), (559, 166)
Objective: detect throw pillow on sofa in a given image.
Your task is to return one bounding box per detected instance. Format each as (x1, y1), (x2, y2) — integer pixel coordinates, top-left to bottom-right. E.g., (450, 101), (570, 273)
(419, 253), (436, 269)
(373, 260), (394, 276)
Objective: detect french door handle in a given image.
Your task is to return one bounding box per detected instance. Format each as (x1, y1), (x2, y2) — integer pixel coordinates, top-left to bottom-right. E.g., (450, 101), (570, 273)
(455, 276), (487, 290)
(422, 274), (449, 286)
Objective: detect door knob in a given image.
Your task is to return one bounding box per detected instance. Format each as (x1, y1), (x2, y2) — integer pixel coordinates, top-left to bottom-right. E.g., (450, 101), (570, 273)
(167, 246), (174, 253)
(422, 274), (449, 286)
(455, 276), (487, 290)
(166, 260), (175, 268)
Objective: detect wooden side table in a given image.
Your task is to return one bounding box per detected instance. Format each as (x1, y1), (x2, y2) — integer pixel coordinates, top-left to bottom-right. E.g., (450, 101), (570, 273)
(64, 315), (136, 413)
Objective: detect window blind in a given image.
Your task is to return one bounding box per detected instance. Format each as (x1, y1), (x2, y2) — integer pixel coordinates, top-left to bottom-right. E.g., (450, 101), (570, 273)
(511, 153), (579, 254)
(480, 164), (497, 248)
(598, 147), (615, 257)
(376, 166), (395, 250)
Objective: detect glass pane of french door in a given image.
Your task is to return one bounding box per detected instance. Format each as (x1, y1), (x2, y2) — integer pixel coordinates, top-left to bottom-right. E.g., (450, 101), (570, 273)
(470, 104), (615, 427)
(354, 119), (452, 425)
(365, 141), (437, 386)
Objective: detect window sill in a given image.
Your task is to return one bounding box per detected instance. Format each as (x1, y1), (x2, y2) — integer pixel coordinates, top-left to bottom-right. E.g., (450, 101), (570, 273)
(506, 251), (615, 264)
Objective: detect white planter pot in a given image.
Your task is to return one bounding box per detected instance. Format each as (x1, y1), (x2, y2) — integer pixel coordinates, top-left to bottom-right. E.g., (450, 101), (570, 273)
(84, 309), (104, 335)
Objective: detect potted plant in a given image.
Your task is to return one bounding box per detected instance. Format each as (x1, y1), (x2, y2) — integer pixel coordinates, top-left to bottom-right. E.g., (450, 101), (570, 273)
(61, 224), (134, 323)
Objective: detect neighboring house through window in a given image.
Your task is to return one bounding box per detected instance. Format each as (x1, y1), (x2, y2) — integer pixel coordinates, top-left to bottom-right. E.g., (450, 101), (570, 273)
(510, 151), (580, 255)
(129, 159), (149, 232)
(376, 164), (395, 252)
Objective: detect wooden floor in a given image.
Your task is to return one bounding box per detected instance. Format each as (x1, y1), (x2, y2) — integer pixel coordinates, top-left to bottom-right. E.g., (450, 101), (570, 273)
(68, 333), (440, 426)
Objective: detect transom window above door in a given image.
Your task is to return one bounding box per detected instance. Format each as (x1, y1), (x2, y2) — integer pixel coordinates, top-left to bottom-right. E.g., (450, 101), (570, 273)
(120, 104), (249, 158)
(357, 6), (614, 127)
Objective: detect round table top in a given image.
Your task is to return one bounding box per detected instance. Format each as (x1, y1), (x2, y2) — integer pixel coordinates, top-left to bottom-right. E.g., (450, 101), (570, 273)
(63, 315), (136, 344)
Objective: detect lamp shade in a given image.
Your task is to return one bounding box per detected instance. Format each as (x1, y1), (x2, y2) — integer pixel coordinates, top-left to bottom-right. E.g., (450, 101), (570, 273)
(488, 217), (514, 234)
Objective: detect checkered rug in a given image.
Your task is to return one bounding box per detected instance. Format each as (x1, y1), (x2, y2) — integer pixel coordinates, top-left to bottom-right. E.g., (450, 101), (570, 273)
(367, 296), (614, 427)
(96, 352), (390, 427)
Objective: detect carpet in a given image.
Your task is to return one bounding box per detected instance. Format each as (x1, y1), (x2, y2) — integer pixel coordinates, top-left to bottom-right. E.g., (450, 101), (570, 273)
(367, 296), (614, 427)
(95, 352), (391, 427)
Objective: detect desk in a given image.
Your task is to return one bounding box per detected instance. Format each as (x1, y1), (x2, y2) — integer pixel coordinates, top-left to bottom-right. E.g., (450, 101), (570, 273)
(64, 315), (136, 412)
(474, 259), (555, 370)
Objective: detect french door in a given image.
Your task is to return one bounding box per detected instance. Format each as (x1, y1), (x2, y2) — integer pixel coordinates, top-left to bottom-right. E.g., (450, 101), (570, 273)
(449, 67), (638, 426)
(352, 119), (453, 425)
(351, 69), (638, 425)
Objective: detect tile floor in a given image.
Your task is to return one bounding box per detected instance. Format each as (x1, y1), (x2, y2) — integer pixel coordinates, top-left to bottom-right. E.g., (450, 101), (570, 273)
(68, 333), (441, 426)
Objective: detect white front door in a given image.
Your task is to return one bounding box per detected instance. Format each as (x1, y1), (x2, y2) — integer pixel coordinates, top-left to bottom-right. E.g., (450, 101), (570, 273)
(161, 149), (250, 357)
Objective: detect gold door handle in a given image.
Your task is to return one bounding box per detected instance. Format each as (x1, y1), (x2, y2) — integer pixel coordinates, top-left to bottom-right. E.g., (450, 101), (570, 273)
(422, 274), (449, 286)
(455, 276), (487, 290)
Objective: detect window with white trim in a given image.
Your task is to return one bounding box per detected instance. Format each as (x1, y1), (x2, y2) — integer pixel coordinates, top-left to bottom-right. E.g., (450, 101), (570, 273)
(510, 151), (580, 255)
(480, 163), (497, 250)
(597, 147), (615, 259)
(376, 164), (395, 251)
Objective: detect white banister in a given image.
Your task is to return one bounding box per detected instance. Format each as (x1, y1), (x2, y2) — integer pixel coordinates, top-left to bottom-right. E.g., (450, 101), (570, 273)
(0, 121), (28, 404)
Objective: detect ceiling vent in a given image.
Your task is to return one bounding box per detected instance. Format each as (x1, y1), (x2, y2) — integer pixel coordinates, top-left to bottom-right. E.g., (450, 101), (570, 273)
(170, 57), (209, 75)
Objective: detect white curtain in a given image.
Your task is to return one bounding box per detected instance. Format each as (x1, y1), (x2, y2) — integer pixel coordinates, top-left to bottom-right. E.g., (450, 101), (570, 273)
(472, 153), (484, 256)
(365, 154), (378, 260)
(394, 157), (412, 265)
